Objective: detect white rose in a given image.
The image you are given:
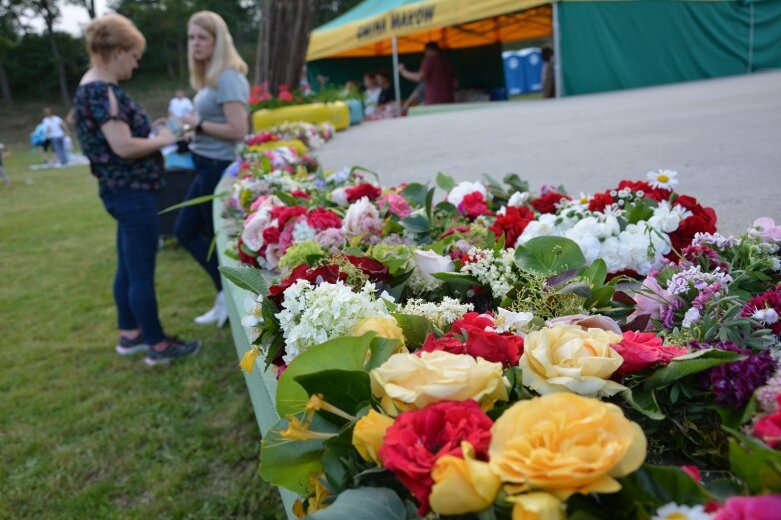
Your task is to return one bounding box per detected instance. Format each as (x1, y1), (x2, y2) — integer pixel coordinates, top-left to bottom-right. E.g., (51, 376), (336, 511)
(413, 249), (455, 282)
(331, 187), (349, 206)
(507, 191), (530, 207)
(342, 197), (380, 234)
(447, 181), (487, 208)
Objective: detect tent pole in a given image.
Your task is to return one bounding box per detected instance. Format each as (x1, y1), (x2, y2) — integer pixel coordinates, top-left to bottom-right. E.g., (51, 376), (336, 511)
(747, 3), (755, 73)
(392, 36), (402, 116)
(552, 1), (563, 98)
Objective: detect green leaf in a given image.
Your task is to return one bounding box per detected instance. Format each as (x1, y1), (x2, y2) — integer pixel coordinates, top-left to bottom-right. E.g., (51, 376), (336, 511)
(158, 191), (224, 214)
(273, 189), (300, 206)
(436, 172), (456, 192)
(642, 349), (745, 390)
(401, 183), (429, 207)
(307, 487), (407, 520)
(619, 389), (665, 420)
(218, 265), (268, 295)
(259, 414), (338, 494)
(503, 173), (529, 193)
(589, 285), (616, 309)
(399, 213), (430, 234)
(514, 236), (586, 276)
(483, 173), (503, 190)
(276, 334), (393, 417)
(391, 313), (434, 349)
(727, 436), (781, 494)
(582, 258), (608, 287)
(432, 272), (480, 290)
(621, 464), (711, 507)
(294, 369), (372, 420)
(425, 187), (435, 221)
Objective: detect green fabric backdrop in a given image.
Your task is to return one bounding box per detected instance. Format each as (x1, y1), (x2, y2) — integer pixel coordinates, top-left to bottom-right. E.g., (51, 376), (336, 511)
(559, 0), (781, 96)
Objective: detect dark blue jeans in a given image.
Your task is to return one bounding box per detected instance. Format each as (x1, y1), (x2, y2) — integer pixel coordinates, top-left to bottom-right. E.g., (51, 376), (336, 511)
(101, 187), (165, 345)
(174, 152), (230, 291)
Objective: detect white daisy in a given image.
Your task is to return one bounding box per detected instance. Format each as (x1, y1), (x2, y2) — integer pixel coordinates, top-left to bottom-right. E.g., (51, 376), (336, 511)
(651, 502), (712, 520)
(647, 169), (679, 190)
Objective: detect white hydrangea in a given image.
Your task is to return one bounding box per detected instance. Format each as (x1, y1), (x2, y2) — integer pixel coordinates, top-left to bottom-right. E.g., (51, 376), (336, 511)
(401, 297), (474, 329)
(276, 280), (393, 364)
(460, 247), (518, 299)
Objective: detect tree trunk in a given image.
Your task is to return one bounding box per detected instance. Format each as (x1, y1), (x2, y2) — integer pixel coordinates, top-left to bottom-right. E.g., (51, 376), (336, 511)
(257, 0), (317, 94)
(44, 9), (70, 108)
(0, 60), (12, 108)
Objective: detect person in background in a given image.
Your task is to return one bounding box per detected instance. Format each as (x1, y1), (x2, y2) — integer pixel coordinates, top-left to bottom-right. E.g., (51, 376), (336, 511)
(369, 68), (397, 119)
(42, 107), (70, 166)
(541, 47), (555, 99)
(362, 71), (381, 118)
(398, 42), (456, 105)
(178, 10), (249, 328)
(0, 143), (10, 187)
(73, 13), (201, 366)
(168, 89), (194, 119)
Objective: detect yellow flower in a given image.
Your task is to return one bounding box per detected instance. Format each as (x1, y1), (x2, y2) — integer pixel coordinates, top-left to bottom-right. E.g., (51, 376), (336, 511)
(293, 474), (331, 517)
(351, 316), (406, 347)
(489, 393), (647, 500)
(509, 493), (565, 520)
(352, 410), (393, 464)
(429, 442), (501, 516)
(370, 350), (509, 415)
(239, 346), (261, 374)
(280, 417), (336, 442)
(519, 324), (626, 397)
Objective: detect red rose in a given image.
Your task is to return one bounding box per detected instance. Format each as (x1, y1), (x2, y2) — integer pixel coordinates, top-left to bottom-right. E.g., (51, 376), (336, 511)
(379, 400), (493, 515)
(754, 405), (781, 448)
(616, 180), (669, 202)
(421, 333), (468, 356)
(262, 226), (281, 244)
(458, 192), (493, 219)
(343, 255), (389, 282)
(345, 182), (381, 202)
(588, 192), (615, 212)
(290, 189), (311, 200)
(611, 331), (689, 375)
(306, 208), (342, 231)
(266, 264), (345, 305)
(668, 195), (718, 251)
(270, 205), (307, 227)
(450, 312), (495, 332)
(530, 192), (570, 214)
(490, 205), (535, 246)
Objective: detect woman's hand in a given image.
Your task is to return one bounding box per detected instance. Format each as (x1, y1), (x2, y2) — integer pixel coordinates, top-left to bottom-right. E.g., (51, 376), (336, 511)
(180, 114), (198, 127)
(154, 125), (177, 147)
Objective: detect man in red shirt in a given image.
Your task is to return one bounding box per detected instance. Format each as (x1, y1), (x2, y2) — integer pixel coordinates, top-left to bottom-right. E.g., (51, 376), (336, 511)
(399, 42), (456, 105)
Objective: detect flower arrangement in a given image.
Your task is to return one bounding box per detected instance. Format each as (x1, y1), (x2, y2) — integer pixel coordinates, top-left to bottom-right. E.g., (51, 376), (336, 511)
(215, 166), (781, 519)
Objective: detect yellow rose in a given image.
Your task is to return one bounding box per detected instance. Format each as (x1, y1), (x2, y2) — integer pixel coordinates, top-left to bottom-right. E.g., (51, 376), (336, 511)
(429, 442), (501, 516)
(351, 316), (405, 346)
(510, 493), (565, 520)
(351, 410), (393, 465)
(370, 350), (509, 414)
(519, 324), (625, 397)
(489, 393), (647, 500)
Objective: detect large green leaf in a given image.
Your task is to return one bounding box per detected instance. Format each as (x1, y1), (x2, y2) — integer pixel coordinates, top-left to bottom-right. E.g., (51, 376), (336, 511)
(642, 349), (745, 390)
(276, 334), (394, 417)
(401, 183), (429, 207)
(391, 313), (434, 349)
(436, 172), (455, 192)
(307, 487), (407, 520)
(399, 213), (431, 234)
(294, 369), (373, 420)
(260, 414), (338, 494)
(619, 388), (665, 420)
(218, 265), (269, 295)
(621, 464), (711, 507)
(582, 258), (608, 287)
(514, 236), (586, 276)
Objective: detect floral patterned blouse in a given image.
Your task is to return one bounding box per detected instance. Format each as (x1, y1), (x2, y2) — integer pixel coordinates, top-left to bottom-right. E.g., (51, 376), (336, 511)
(73, 81), (164, 194)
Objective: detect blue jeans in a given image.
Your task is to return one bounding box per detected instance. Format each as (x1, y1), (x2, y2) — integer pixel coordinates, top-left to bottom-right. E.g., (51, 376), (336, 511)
(51, 137), (67, 165)
(174, 152), (230, 291)
(101, 188), (165, 345)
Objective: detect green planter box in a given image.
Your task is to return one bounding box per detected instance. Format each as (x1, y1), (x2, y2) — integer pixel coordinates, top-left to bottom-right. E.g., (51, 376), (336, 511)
(213, 184), (298, 518)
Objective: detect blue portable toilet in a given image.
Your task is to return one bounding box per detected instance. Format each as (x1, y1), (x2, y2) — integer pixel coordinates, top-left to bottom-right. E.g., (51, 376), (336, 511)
(518, 48), (543, 93)
(502, 51), (525, 96)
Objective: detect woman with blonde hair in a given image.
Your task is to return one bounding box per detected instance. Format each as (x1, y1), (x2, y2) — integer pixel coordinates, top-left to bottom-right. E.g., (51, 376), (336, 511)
(178, 10), (250, 328)
(72, 13), (201, 366)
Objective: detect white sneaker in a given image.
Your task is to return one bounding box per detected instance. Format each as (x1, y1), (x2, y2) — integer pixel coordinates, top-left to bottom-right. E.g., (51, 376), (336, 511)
(194, 291), (228, 327)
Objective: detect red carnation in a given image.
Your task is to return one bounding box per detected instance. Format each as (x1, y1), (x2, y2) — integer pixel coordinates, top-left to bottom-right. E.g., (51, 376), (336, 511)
(669, 195), (717, 252)
(458, 192), (493, 219)
(741, 286), (781, 336)
(379, 400), (493, 515)
(754, 395), (781, 448)
(306, 208), (342, 231)
(266, 263), (345, 305)
(588, 192), (615, 212)
(262, 226), (281, 244)
(345, 182), (381, 202)
(530, 192), (570, 214)
(490, 205), (535, 246)
(270, 205), (307, 227)
(421, 334), (468, 356)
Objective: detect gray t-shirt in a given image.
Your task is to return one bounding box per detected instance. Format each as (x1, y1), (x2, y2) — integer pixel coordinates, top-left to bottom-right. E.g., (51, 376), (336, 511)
(190, 69), (249, 161)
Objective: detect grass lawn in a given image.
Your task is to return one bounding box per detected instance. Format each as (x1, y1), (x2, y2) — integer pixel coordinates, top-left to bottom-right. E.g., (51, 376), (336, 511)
(0, 149), (285, 519)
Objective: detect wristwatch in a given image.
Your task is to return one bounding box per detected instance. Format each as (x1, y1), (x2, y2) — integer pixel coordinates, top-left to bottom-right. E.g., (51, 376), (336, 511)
(195, 119), (205, 133)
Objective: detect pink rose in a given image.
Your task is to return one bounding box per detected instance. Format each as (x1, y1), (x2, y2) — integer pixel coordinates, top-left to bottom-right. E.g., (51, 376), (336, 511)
(714, 495), (781, 520)
(611, 331), (688, 375)
(378, 192), (412, 218)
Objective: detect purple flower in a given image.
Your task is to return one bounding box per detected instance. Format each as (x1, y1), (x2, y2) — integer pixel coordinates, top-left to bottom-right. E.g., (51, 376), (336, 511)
(691, 341), (777, 408)
(661, 300), (683, 328)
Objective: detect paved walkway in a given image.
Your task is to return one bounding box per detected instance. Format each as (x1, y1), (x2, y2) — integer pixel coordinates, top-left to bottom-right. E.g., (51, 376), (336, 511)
(318, 71), (781, 235)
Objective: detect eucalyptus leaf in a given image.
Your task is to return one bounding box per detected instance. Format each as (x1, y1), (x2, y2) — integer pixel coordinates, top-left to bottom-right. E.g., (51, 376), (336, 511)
(436, 172), (456, 192)
(218, 265), (269, 295)
(400, 214), (431, 234)
(401, 183), (429, 207)
(514, 236), (586, 276)
(307, 487), (407, 520)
